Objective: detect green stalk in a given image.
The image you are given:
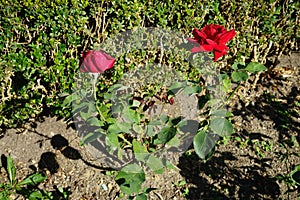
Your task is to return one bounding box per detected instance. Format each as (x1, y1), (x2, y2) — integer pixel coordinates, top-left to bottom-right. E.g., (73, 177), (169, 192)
(92, 74), (106, 122)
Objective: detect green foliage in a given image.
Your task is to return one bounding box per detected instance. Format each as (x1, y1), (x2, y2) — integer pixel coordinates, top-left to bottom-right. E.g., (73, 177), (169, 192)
(0, 155), (45, 199)
(116, 164), (146, 196)
(0, 0), (89, 129)
(0, 0), (298, 199)
(0, 155), (70, 199)
(0, 0), (298, 131)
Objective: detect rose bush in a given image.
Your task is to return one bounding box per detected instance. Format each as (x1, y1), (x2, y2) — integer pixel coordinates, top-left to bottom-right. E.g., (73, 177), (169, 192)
(188, 24), (236, 61)
(79, 50), (116, 73)
(63, 26), (266, 199)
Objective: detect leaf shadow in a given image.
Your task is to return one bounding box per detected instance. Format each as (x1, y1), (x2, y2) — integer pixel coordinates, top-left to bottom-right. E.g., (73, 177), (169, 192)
(178, 150), (280, 199)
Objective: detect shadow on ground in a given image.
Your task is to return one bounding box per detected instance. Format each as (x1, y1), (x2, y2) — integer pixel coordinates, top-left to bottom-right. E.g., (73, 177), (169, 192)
(178, 150), (280, 199)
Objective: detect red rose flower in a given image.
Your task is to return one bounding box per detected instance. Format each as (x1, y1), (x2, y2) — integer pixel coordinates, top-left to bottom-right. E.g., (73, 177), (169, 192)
(169, 97), (174, 105)
(80, 50), (115, 73)
(187, 24), (236, 61)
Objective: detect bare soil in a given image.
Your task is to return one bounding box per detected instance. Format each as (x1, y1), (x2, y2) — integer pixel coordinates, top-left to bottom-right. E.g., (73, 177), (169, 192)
(0, 52), (299, 199)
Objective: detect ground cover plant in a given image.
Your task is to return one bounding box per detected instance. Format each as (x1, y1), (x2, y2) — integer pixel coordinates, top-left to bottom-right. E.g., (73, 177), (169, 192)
(0, 0), (299, 199)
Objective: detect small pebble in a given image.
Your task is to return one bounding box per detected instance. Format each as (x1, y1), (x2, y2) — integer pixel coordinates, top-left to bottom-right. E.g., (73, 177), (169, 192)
(101, 183), (108, 191)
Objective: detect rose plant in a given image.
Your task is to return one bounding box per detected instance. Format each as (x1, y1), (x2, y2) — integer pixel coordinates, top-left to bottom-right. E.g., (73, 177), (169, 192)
(62, 25), (266, 199)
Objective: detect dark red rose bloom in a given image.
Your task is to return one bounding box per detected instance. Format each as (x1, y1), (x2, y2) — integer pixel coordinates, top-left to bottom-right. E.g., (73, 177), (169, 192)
(187, 24), (236, 61)
(79, 50), (115, 73)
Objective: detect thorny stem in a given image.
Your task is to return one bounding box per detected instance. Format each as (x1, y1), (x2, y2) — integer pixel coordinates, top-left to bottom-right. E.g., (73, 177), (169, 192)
(226, 83), (241, 103)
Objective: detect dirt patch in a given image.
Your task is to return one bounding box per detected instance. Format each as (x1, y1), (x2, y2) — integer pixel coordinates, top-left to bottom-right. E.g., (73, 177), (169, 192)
(0, 52), (299, 199)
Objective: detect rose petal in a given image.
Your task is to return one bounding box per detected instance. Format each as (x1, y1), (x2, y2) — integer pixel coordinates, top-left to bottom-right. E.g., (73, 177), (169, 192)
(80, 50), (115, 73)
(214, 51), (226, 61)
(193, 28), (207, 41)
(218, 30), (236, 44)
(190, 46), (206, 53)
(200, 43), (215, 51)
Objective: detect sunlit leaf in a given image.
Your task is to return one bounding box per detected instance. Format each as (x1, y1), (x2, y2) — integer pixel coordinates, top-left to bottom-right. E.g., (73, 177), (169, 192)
(210, 118), (234, 136)
(133, 139), (149, 162)
(132, 124), (143, 134)
(108, 122), (131, 134)
(211, 109), (232, 117)
(183, 85), (202, 96)
(231, 71), (248, 82)
(17, 173), (47, 186)
(193, 130), (216, 160)
(122, 107), (140, 123)
(106, 132), (119, 153)
(116, 164), (145, 195)
(61, 93), (79, 108)
(245, 62), (266, 73)
(7, 156), (16, 185)
(146, 125), (156, 137)
(28, 190), (44, 199)
(167, 135), (180, 147)
(135, 193), (147, 200)
(146, 155), (164, 174)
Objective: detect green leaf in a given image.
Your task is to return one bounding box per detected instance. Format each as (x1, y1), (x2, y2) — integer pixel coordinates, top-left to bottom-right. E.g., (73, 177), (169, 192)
(135, 193), (147, 200)
(146, 125), (156, 137)
(167, 135), (180, 147)
(146, 155), (164, 174)
(154, 127), (177, 145)
(80, 111), (90, 121)
(6, 156), (16, 185)
(132, 124), (143, 134)
(176, 119), (188, 128)
(106, 117), (116, 124)
(86, 117), (104, 127)
(231, 71), (249, 82)
(159, 115), (169, 124)
(211, 109), (232, 117)
(116, 164), (145, 195)
(108, 122), (131, 134)
(122, 107), (140, 123)
(28, 190), (44, 200)
(148, 120), (162, 126)
(79, 103), (96, 121)
(183, 85), (202, 96)
(210, 118), (234, 136)
(72, 102), (89, 114)
(80, 130), (103, 145)
(107, 83), (125, 92)
(222, 76), (232, 92)
(106, 132), (119, 153)
(0, 192), (9, 200)
(168, 82), (185, 93)
(231, 62), (245, 70)
(165, 160), (175, 170)
(131, 99), (141, 107)
(193, 130), (216, 160)
(133, 139), (149, 162)
(17, 173), (47, 186)
(245, 62), (266, 73)
(61, 93), (79, 108)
